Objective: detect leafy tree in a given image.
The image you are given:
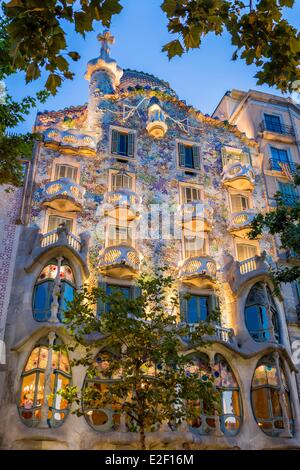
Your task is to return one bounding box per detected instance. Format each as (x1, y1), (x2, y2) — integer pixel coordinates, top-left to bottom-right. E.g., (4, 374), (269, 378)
(2, 0), (299, 95)
(60, 269), (219, 450)
(249, 168), (300, 284)
(161, 0), (300, 93)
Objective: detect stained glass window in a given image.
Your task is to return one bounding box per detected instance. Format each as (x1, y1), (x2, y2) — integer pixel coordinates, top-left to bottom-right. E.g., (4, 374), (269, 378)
(251, 355), (293, 436)
(33, 260), (75, 322)
(18, 336), (71, 428)
(245, 283), (280, 343)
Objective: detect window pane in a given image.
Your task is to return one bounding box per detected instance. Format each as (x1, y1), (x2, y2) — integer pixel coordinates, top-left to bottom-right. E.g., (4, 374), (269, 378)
(270, 389), (282, 417)
(184, 146), (194, 168)
(187, 296), (198, 323)
(265, 114), (282, 133)
(237, 244), (256, 261)
(48, 216), (73, 232)
(252, 388), (271, 419)
(118, 133), (128, 156)
(33, 282), (53, 321)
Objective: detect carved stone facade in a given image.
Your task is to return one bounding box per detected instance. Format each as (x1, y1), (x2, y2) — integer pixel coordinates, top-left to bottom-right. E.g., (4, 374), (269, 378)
(0, 35), (299, 450)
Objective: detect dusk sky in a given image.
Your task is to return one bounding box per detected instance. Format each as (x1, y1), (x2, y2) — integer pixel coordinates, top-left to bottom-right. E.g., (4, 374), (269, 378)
(5, 0), (300, 133)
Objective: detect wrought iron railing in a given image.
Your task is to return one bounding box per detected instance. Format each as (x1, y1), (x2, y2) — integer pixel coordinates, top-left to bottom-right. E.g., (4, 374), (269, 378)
(260, 121), (295, 136)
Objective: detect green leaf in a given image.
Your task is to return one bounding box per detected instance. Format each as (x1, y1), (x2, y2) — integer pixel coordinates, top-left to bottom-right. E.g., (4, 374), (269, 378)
(25, 62), (41, 82)
(74, 11), (93, 34)
(161, 0), (178, 16)
(162, 39), (184, 59)
(45, 73), (62, 94)
(68, 51), (80, 61)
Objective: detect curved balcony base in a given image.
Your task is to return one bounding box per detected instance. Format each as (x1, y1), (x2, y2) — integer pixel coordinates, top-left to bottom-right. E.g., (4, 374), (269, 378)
(99, 245), (140, 279)
(146, 120), (168, 139)
(179, 256), (217, 288)
(223, 177), (254, 191)
(182, 218), (211, 233)
(104, 207), (139, 222)
(43, 196), (83, 212)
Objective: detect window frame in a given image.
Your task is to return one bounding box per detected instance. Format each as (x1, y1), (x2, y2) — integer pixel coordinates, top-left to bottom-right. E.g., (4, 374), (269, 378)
(176, 139), (201, 172)
(109, 126), (137, 160)
(108, 169), (136, 192)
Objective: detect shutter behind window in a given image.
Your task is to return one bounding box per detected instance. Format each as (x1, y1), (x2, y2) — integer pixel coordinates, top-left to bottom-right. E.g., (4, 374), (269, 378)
(111, 129), (119, 154)
(179, 292), (188, 322)
(178, 143), (185, 167)
(192, 145), (200, 169)
(127, 133), (134, 157)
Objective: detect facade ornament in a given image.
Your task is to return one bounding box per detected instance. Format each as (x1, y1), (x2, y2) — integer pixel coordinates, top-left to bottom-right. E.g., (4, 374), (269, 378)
(49, 256), (64, 322)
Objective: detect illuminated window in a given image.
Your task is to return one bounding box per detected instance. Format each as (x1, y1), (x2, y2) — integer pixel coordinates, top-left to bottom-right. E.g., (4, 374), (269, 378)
(230, 194), (249, 212)
(251, 355), (293, 436)
(111, 171), (133, 191)
(33, 260), (75, 322)
(182, 186), (201, 203)
(188, 353), (241, 436)
(47, 215), (73, 232)
(83, 351), (122, 432)
(245, 283), (280, 343)
(18, 335), (71, 428)
(54, 164), (78, 181)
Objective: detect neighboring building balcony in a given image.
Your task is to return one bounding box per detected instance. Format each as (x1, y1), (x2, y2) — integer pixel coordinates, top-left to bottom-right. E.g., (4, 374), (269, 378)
(228, 210), (257, 238)
(98, 244), (141, 278)
(104, 189), (140, 221)
(268, 157), (297, 176)
(43, 128), (96, 156)
(179, 256), (217, 288)
(277, 249), (300, 265)
(222, 162), (255, 191)
(42, 178), (85, 212)
(26, 224), (90, 276)
(223, 251), (270, 293)
(180, 202), (213, 232)
(259, 121), (295, 143)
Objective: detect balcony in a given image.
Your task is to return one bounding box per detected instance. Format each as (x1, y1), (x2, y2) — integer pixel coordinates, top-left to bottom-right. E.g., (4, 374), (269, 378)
(25, 224), (90, 276)
(223, 251), (271, 293)
(259, 121), (295, 143)
(44, 128), (96, 156)
(179, 256), (217, 288)
(104, 189), (140, 221)
(99, 245), (140, 278)
(222, 162), (255, 191)
(187, 323), (234, 344)
(228, 210), (257, 238)
(181, 202), (213, 232)
(268, 157), (297, 177)
(42, 178), (85, 212)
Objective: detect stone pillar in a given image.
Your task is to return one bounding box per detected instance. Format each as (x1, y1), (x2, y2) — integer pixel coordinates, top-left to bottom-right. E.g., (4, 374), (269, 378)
(274, 352), (292, 438)
(49, 256), (63, 323)
(39, 331), (56, 428)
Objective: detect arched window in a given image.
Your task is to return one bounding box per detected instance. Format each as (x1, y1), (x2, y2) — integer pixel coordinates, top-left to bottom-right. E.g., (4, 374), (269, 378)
(33, 259), (75, 322)
(245, 283), (280, 342)
(83, 351), (122, 432)
(18, 334), (71, 428)
(188, 353), (241, 436)
(213, 354), (242, 435)
(251, 355), (293, 436)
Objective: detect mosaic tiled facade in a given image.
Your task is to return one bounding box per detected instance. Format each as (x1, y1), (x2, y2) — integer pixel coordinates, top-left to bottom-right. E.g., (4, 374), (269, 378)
(0, 33), (300, 450)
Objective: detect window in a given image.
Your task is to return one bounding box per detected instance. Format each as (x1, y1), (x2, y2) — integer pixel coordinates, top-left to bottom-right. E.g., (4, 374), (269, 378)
(33, 260), (75, 322)
(245, 283), (280, 343)
(221, 147), (250, 167)
(54, 164), (78, 181)
(251, 355), (293, 436)
(47, 215), (73, 233)
(278, 182), (298, 206)
(181, 293), (218, 324)
(236, 243), (257, 262)
(111, 171), (133, 191)
(97, 283), (140, 316)
(178, 142), (200, 170)
(111, 129), (135, 158)
(182, 186), (201, 203)
(188, 353), (241, 436)
(231, 194), (249, 212)
(107, 224), (133, 247)
(18, 335), (71, 428)
(184, 235), (206, 258)
(83, 351), (122, 431)
(270, 147), (290, 171)
(264, 114), (283, 133)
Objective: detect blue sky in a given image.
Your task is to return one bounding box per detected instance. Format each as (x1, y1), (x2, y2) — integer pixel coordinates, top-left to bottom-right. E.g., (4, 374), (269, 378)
(5, 0), (300, 133)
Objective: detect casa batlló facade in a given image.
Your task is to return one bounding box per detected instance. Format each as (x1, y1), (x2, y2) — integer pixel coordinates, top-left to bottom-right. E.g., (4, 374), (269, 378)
(0, 32), (300, 450)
